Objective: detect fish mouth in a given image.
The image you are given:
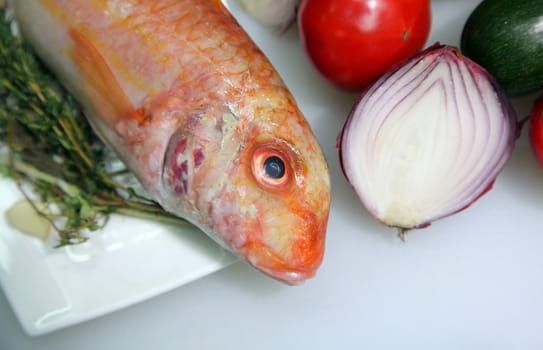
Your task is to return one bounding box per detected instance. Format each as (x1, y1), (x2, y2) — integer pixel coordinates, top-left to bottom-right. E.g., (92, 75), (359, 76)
(258, 265), (318, 286)
(242, 230), (326, 285)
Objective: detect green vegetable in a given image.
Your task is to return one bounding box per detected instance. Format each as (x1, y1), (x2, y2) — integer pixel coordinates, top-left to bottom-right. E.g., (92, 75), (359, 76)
(0, 9), (190, 246)
(460, 0), (543, 97)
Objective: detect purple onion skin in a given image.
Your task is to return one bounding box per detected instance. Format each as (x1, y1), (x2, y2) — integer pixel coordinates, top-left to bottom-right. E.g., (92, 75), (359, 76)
(338, 43), (518, 232)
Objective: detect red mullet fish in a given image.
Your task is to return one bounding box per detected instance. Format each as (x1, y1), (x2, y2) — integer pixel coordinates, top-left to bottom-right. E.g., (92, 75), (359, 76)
(10, 0), (331, 284)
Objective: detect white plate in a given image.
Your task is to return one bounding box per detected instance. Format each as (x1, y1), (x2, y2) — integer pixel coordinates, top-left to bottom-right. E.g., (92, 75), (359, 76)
(0, 176), (237, 336)
(1, 0), (542, 339)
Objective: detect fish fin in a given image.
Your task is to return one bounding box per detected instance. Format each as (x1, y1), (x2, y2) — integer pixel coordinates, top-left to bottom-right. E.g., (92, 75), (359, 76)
(209, 0), (231, 17)
(68, 28), (147, 129)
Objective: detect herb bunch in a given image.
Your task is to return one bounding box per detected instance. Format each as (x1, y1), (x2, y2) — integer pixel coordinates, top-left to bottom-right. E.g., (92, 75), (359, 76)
(0, 10), (188, 246)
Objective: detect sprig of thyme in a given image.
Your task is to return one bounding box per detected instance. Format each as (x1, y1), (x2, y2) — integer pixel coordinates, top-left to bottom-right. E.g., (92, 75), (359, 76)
(0, 9), (190, 246)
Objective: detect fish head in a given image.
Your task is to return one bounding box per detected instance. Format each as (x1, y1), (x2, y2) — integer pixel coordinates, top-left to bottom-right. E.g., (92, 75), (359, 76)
(162, 91), (330, 285)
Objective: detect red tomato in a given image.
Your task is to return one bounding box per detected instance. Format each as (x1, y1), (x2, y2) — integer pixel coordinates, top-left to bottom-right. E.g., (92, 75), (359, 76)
(529, 95), (543, 167)
(298, 0), (431, 91)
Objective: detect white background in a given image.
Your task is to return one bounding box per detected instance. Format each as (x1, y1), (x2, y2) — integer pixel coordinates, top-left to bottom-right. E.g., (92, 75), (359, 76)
(3, 0), (543, 349)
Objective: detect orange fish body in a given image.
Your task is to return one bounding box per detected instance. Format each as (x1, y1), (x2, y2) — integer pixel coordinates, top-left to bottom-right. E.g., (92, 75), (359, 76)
(11, 0), (331, 284)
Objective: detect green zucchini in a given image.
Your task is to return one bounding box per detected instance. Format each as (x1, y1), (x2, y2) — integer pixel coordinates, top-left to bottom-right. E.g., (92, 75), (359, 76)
(461, 0), (543, 96)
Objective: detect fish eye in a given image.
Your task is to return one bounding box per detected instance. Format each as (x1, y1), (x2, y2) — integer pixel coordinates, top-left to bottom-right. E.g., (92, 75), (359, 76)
(251, 146), (292, 189)
(263, 156), (285, 179)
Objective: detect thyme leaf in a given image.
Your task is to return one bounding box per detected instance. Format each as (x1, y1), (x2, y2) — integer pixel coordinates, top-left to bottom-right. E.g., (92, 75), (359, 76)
(0, 9), (190, 246)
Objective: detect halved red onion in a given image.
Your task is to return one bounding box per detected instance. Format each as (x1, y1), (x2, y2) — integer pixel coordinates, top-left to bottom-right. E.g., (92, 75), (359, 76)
(339, 44), (518, 233)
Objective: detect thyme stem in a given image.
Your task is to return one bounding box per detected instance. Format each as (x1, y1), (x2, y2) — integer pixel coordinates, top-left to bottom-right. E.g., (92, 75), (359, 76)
(0, 9), (191, 245)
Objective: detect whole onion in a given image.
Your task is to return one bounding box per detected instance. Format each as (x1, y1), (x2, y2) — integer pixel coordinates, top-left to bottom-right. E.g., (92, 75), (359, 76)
(339, 44), (518, 235)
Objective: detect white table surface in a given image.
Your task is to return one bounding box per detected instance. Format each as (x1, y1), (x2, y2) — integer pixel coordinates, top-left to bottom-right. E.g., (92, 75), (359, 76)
(3, 0), (543, 349)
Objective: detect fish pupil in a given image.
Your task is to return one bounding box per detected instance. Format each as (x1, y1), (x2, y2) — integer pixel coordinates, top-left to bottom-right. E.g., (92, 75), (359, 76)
(263, 156), (285, 179)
